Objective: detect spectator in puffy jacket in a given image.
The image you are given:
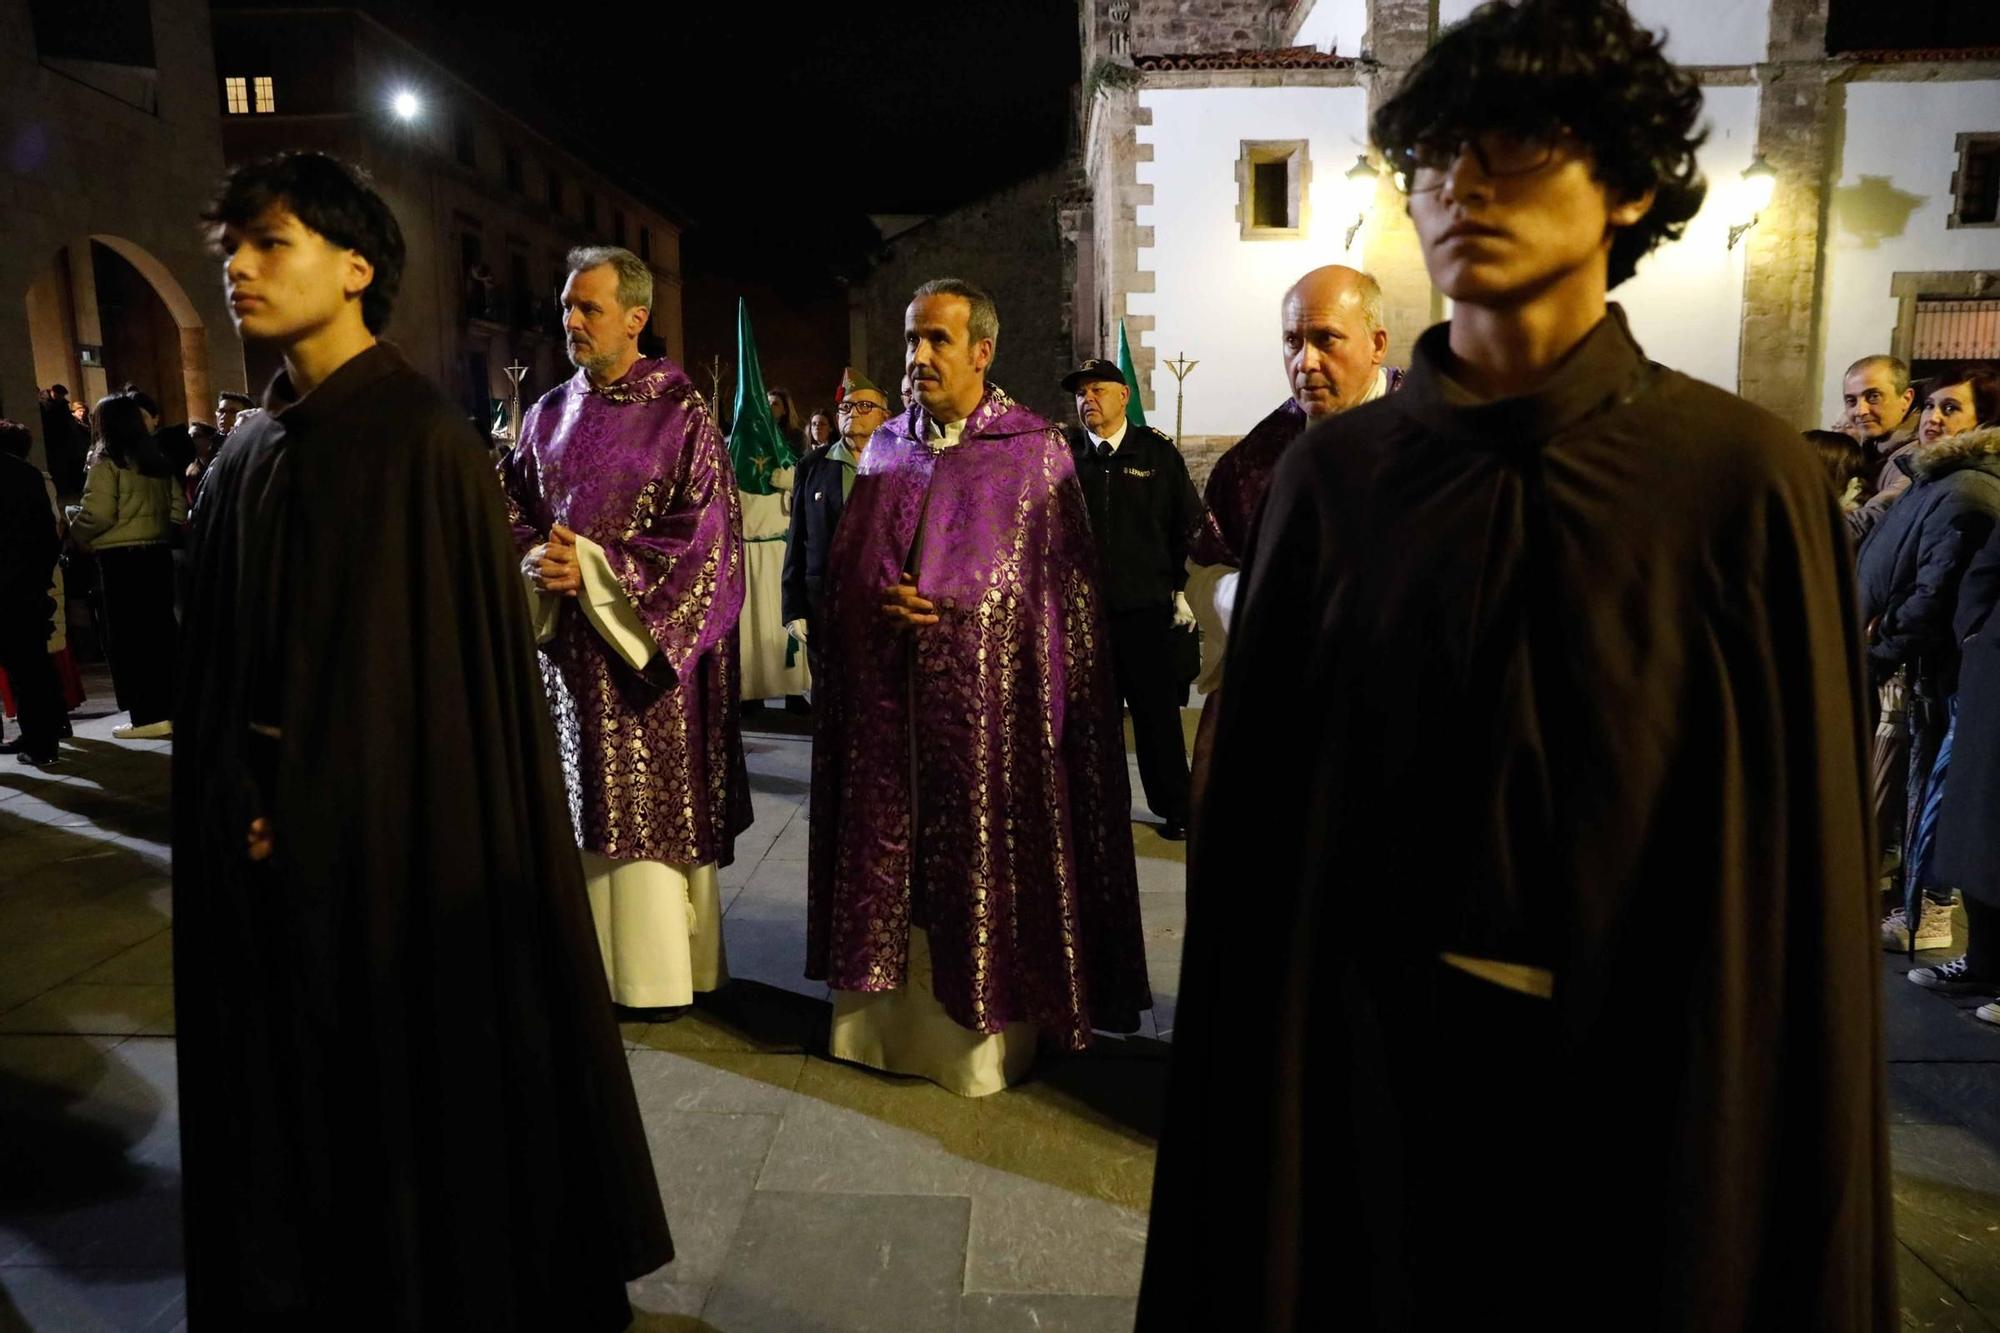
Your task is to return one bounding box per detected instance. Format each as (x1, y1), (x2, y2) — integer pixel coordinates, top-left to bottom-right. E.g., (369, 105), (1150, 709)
(67, 395), (184, 740)
(1856, 368), (2000, 951)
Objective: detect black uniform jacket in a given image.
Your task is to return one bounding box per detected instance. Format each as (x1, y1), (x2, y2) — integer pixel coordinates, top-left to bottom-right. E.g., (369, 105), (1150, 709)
(1064, 421), (1203, 616)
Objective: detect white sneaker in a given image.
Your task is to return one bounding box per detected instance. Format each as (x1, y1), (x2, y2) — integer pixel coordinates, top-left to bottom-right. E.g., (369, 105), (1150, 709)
(112, 720), (173, 741)
(1976, 1000), (2000, 1027)
(1882, 899), (1955, 952)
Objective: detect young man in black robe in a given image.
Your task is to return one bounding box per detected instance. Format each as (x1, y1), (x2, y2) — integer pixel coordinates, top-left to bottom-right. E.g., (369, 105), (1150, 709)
(174, 152), (671, 1330)
(1137, 2), (1893, 1329)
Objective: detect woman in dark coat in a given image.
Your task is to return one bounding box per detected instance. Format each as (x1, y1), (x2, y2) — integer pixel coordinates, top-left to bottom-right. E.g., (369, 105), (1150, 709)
(1861, 368), (2000, 957)
(1924, 381), (2000, 1014)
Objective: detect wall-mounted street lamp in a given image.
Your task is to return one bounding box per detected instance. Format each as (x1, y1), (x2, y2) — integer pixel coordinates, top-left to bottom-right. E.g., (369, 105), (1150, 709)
(1727, 154), (1777, 250)
(1342, 154), (1377, 252)
(391, 89), (422, 121)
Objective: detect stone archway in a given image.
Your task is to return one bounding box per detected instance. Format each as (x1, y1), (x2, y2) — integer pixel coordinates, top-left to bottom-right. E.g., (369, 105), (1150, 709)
(20, 235), (213, 426)
(91, 234), (213, 425)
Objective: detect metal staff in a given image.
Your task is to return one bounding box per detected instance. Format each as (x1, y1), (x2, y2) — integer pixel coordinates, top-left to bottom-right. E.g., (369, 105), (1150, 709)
(500, 361), (528, 453)
(1165, 352), (1199, 445)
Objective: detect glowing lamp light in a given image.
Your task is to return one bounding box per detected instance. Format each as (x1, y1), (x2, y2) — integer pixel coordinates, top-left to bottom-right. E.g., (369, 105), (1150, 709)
(391, 90), (421, 121)
(1728, 155), (1777, 250)
(1342, 153), (1378, 251)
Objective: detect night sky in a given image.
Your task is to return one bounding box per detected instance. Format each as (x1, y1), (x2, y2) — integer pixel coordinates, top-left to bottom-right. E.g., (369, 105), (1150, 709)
(211, 0), (1085, 282)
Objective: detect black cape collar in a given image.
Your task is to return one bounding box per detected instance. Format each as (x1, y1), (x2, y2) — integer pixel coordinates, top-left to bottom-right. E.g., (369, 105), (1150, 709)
(260, 341), (410, 433)
(1395, 303), (1653, 446)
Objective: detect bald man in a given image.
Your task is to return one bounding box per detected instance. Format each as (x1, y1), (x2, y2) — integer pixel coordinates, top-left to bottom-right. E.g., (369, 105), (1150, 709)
(1185, 265), (1399, 817)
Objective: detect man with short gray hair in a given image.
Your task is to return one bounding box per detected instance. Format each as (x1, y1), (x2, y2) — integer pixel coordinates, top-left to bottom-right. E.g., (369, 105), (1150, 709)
(805, 276), (1151, 1096)
(1184, 264), (1400, 821)
(1841, 352), (1920, 542)
(500, 245), (753, 1018)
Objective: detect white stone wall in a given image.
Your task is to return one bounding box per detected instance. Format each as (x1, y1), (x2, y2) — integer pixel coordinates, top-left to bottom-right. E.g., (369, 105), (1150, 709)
(1132, 85), (1372, 436)
(1436, 0), (1768, 65)
(1818, 79), (2000, 425)
(1291, 0), (1367, 56)
(1616, 82), (1761, 392)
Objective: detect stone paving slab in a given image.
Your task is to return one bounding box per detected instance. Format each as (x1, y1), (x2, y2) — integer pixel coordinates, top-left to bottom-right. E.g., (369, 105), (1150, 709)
(1, 673), (1996, 1329)
(702, 1191), (970, 1333)
(0, 1267), (187, 1333)
(632, 1110), (782, 1305)
(1893, 1124), (2000, 1317)
(958, 1293), (1137, 1333)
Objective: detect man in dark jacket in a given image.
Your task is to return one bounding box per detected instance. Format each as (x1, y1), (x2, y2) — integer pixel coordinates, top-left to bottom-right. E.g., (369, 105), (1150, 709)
(0, 419), (64, 767)
(1064, 358), (1203, 840)
(36, 385), (90, 499)
(783, 367), (889, 676)
(1843, 353), (1920, 543)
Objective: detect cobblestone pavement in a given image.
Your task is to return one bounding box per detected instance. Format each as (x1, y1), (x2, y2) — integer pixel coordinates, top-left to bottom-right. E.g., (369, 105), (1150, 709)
(0, 674), (1995, 1330)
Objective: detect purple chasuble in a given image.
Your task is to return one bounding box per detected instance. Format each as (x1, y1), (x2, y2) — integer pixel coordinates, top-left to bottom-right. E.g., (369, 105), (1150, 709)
(1190, 370), (1404, 569)
(501, 356), (752, 866)
(806, 386), (1151, 1049)
(1189, 398), (1308, 570)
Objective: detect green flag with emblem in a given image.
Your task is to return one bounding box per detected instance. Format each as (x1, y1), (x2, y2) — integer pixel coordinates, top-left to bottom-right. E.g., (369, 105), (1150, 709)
(1118, 318), (1149, 428)
(728, 298), (796, 495)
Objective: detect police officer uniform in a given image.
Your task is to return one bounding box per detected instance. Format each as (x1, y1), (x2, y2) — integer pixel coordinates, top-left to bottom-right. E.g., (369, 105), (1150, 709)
(1062, 358), (1205, 839)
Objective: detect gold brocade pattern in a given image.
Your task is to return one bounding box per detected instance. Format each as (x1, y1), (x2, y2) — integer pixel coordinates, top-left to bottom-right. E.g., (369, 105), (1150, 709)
(501, 361), (751, 867)
(808, 395), (1149, 1051)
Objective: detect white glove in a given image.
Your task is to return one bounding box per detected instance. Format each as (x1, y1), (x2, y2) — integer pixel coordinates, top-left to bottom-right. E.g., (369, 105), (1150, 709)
(785, 618), (809, 644)
(1171, 590), (1196, 629)
(1213, 571), (1241, 628)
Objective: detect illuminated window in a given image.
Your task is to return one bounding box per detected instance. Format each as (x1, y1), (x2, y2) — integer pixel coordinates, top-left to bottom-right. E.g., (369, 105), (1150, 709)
(1951, 134), (2000, 230)
(1237, 140), (1310, 240)
(224, 76), (248, 115)
(252, 75), (274, 113)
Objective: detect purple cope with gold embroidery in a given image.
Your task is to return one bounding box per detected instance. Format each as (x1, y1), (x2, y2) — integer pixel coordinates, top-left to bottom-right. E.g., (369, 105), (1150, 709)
(805, 386), (1152, 1050)
(500, 356), (753, 867)
(1190, 369), (1403, 571)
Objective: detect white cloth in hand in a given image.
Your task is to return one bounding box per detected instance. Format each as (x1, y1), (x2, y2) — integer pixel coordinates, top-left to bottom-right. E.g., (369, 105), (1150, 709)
(1171, 590), (1196, 630)
(786, 618), (809, 644)
(1213, 571), (1241, 629)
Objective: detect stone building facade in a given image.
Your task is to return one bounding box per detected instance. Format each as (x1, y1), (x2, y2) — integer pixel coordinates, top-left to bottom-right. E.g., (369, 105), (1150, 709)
(3, 0), (243, 467)
(1077, 0), (2000, 479)
(211, 8), (689, 428)
(852, 166), (1077, 426)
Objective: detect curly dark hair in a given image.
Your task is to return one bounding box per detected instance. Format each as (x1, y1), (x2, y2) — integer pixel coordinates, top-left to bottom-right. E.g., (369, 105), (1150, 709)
(202, 152), (406, 334)
(1371, 0), (1708, 289)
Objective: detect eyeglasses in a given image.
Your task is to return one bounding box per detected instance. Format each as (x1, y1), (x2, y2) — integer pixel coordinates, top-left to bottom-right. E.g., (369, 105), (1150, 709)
(836, 401), (885, 416)
(1390, 128), (1568, 194)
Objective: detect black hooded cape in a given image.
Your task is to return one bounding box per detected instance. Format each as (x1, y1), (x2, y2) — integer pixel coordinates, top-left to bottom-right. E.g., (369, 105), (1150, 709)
(172, 344), (671, 1330)
(1137, 310), (1893, 1330)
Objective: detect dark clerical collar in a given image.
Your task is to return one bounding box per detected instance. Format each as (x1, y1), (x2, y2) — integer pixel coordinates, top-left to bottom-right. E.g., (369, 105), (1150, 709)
(1394, 304), (1654, 446)
(262, 341), (409, 433)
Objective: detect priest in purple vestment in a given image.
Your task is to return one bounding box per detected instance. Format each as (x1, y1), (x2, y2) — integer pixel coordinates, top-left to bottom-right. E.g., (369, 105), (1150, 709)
(501, 246), (752, 1016)
(806, 278), (1151, 1096)
(1186, 264), (1400, 818)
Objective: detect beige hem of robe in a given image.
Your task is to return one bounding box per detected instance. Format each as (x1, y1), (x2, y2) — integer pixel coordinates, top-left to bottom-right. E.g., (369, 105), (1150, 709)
(529, 538), (728, 1008)
(582, 851), (728, 1008)
(737, 486), (811, 700)
(830, 927), (1038, 1098)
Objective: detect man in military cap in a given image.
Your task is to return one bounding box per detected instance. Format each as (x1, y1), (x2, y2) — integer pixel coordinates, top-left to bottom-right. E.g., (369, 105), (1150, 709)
(784, 366), (889, 669)
(1064, 358), (1204, 840)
